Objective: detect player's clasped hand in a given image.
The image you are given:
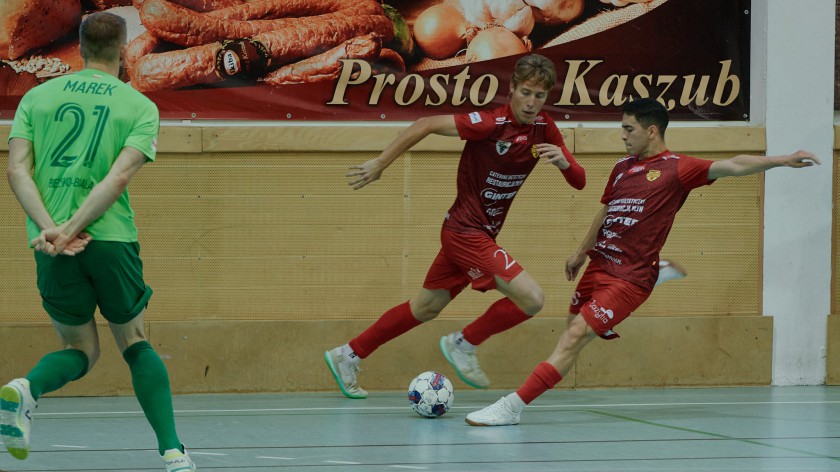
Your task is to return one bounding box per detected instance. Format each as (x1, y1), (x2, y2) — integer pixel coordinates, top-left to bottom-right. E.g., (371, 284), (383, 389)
(31, 229), (92, 257)
(534, 143), (571, 170)
(347, 158), (386, 190)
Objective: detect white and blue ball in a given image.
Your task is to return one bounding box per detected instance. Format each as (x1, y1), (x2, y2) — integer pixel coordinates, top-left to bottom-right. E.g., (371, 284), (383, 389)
(408, 371), (454, 417)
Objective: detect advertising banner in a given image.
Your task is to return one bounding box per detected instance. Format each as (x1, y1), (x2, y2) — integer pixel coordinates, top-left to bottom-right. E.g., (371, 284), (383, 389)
(0, 0), (750, 121)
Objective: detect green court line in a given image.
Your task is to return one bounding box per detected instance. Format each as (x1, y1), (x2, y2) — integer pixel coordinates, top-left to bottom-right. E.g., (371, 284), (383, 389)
(585, 409), (840, 462)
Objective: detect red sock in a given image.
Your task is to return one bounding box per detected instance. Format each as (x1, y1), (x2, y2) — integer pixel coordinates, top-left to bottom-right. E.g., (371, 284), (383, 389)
(515, 362), (563, 404)
(461, 298), (531, 346)
(349, 301), (421, 358)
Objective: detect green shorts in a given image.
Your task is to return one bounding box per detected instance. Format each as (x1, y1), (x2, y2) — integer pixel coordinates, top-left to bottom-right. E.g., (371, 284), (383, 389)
(34, 241), (153, 326)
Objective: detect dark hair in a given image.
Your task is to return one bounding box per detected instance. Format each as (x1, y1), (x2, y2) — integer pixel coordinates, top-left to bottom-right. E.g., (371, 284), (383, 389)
(79, 12), (126, 63)
(511, 54), (556, 90)
(622, 98), (669, 137)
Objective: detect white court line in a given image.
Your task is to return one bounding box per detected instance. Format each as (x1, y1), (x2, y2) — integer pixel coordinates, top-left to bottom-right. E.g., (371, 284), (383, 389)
(51, 444), (89, 448)
(33, 399), (840, 417)
(189, 452), (227, 456)
(324, 460), (361, 465)
(257, 456), (295, 460)
(390, 466), (428, 470)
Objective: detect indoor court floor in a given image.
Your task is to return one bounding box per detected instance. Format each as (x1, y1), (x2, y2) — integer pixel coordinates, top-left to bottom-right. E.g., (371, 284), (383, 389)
(0, 386), (838, 471)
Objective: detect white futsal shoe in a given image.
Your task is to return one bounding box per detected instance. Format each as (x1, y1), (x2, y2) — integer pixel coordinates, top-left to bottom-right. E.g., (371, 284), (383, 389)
(0, 378), (36, 460)
(466, 396), (521, 426)
(440, 332), (490, 389)
(655, 259), (688, 286)
(324, 346), (368, 399)
(162, 445), (196, 471)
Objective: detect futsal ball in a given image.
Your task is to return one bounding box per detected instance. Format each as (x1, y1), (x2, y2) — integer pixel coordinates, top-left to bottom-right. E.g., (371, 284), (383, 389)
(408, 371), (454, 417)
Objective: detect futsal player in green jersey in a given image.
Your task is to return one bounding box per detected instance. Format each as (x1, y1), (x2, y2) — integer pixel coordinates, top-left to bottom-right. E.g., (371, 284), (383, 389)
(2, 12), (195, 472)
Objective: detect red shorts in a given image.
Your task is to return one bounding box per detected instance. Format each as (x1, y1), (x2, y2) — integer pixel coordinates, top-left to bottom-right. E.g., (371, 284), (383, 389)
(569, 261), (651, 339)
(423, 229), (524, 299)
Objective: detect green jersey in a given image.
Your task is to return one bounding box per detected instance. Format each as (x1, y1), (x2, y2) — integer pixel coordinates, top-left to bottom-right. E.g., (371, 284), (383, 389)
(9, 68), (158, 243)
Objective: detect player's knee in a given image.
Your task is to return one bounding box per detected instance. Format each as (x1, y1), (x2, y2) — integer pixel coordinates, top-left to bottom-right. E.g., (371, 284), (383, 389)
(66, 342), (100, 372)
(518, 286), (544, 315)
(86, 347), (100, 371)
(564, 317), (593, 346)
(413, 305), (442, 322)
(410, 296), (448, 322)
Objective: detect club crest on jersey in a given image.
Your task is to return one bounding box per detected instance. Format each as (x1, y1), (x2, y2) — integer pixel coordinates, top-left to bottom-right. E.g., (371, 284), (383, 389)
(646, 170), (661, 181)
(531, 144), (539, 159)
(496, 141), (512, 155)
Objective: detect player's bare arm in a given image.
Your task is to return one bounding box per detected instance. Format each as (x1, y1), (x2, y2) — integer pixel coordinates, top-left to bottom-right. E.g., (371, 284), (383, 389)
(8, 138), (92, 256)
(707, 150), (820, 180)
(8, 138), (56, 233)
(566, 205), (609, 281)
(347, 115), (458, 190)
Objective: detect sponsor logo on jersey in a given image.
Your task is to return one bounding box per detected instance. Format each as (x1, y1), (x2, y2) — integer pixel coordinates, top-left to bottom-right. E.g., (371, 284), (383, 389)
(469, 112), (482, 124)
(515, 135), (528, 143)
(646, 169), (661, 181)
(589, 300), (615, 325)
(486, 207), (504, 217)
(496, 141), (512, 155)
(613, 172), (624, 186)
(467, 268), (485, 279)
(601, 228), (621, 239)
(603, 215), (638, 228)
(629, 165), (645, 174)
(482, 188), (517, 205)
(594, 248), (623, 265)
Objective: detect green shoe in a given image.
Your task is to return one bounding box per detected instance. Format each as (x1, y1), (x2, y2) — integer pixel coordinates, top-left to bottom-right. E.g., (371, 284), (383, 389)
(1, 378), (36, 460)
(440, 333), (490, 389)
(324, 347), (368, 399)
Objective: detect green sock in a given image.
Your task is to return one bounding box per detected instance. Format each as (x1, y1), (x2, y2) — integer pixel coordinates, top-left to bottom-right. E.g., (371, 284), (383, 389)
(122, 341), (182, 455)
(25, 349), (89, 400)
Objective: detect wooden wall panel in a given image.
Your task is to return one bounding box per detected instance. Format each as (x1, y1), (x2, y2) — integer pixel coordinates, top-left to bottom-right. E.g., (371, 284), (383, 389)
(576, 316), (773, 387)
(834, 133), (839, 314)
(201, 126), (573, 153)
(0, 324), (147, 397)
(829, 127), (838, 383)
(828, 314), (840, 385)
(575, 127), (766, 154)
(0, 125), (199, 153)
(0, 318), (771, 396)
(0, 142), (763, 323)
(405, 150), (762, 320)
(0, 125), (775, 390)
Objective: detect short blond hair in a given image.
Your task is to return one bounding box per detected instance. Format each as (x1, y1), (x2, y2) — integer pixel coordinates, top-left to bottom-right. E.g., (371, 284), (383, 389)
(511, 54), (557, 90)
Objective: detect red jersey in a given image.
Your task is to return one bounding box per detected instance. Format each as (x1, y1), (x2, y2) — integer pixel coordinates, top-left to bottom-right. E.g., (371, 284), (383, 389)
(590, 150), (714, 290)
(447, 105), (584, 237)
